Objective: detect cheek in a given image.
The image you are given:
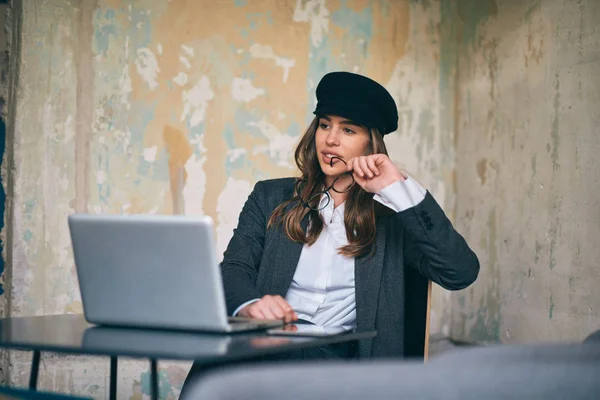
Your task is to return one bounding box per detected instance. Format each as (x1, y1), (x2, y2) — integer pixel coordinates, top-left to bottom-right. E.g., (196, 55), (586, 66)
(315, 130), (327, 147)
(362, 141), (371, 155)
(351, 137), (371, 156)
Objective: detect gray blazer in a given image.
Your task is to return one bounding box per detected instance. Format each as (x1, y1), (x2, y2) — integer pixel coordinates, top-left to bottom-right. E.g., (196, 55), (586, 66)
(220, 177), (480, 359)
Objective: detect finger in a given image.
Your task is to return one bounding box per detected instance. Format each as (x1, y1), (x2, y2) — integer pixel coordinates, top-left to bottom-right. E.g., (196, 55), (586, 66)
(375, 154), (391, 168)
(346, 158), (354, 171)
(272, 297), (292, 321)
(274, 296), (298, 323)
(356, 157), (369, 178)
(267, 300), (285, 320)
(257, 296), (278, 319)
(366, 156), (380, 176)
(359, 157), (373, 178)
(247, 306), (266, 320)
(352, 158), (364, 177)
(257, 303), (277, 320)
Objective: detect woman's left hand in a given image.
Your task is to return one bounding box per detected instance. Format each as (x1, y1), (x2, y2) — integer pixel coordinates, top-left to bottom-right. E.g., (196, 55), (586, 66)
(346, 154), (407, 194)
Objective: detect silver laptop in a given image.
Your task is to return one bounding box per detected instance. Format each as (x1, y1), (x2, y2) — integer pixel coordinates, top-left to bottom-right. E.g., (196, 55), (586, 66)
(68, 213), (283, 333)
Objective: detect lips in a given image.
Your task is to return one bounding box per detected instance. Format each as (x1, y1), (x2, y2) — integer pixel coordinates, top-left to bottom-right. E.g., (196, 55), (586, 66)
(321, 151), (342, 166)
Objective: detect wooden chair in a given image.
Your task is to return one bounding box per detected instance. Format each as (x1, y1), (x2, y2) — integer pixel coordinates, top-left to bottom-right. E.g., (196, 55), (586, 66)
(424, 280), (432, 362)
(404, 269), (432, 362)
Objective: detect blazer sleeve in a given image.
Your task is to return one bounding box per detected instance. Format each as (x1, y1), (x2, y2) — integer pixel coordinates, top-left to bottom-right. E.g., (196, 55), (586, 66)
(398, 191), (480, 290)
(220, 180), (267, 314)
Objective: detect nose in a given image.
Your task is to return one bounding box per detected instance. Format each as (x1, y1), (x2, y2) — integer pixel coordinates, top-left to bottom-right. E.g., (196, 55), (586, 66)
(325, 127), (340, 146)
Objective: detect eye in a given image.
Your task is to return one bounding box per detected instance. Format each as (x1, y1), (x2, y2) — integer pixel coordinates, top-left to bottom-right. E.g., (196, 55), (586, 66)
(319, 122), (330, 129)
(343, 127), (356, 135)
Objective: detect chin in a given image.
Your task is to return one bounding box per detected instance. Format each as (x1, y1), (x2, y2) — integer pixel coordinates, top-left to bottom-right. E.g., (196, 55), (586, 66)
(318, 163), (343, 177)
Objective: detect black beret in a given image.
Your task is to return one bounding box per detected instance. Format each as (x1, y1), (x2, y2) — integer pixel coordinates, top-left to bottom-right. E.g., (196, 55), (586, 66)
(313, 71), (398, 136)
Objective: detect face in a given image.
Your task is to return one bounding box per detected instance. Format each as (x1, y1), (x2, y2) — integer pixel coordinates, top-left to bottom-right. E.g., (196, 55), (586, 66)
(315, 114), (371, 183)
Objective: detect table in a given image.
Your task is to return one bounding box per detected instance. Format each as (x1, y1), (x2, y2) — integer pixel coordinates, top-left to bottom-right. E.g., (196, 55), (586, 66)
(0, 314), (376, 400)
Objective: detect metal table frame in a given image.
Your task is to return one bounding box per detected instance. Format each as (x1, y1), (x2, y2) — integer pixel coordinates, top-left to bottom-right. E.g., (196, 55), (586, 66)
(27, 351), (158, 400)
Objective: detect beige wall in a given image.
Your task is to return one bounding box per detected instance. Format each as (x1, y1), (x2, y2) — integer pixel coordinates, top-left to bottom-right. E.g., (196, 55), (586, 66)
(450, 0), (600, 343)
(3, 0), (451, 397)
(7, 0), (600, 397)
(9, 0), (600, 398)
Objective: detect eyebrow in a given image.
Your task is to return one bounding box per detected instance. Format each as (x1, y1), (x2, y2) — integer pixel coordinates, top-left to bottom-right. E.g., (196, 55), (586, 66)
(320, 115), (362, 127)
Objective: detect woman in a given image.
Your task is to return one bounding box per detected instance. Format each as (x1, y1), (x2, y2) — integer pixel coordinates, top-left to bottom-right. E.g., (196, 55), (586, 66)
(220, 71), (479, 360)
(179, 71), (479, 397)
(182, 72), (479, 393)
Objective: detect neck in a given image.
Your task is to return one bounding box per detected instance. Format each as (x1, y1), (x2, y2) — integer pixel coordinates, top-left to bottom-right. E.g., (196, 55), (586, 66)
(329, 190), (347, 208)
(324, 173), (353, 188)
(324, 174), (352, 208)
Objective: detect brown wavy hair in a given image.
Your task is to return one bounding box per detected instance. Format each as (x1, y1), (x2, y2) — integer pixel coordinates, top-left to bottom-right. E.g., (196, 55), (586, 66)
(267, 116), (389, 258)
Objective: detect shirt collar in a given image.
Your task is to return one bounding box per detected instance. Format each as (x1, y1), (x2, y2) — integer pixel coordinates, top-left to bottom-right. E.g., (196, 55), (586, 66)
(319, 193), (345, 224)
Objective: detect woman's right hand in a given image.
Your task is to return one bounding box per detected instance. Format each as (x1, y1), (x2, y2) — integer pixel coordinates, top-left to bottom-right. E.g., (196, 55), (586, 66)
(238, 295), (298, 323)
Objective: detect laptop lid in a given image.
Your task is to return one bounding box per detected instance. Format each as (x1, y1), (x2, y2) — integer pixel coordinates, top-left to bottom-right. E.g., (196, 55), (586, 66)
(68, 213), (230, 331)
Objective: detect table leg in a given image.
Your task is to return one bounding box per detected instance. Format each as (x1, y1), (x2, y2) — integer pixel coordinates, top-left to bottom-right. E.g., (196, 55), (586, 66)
(151, 359), (158, 400)
(29, 350), (41, 390)
(109, 356), (118, 400)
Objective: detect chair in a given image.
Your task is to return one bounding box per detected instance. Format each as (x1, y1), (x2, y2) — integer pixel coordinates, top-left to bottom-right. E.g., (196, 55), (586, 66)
(424, 280), (432, 362)
(182, 341), (600, 399)
(403, 267), (431, 360)
(583, 329), (600, 343)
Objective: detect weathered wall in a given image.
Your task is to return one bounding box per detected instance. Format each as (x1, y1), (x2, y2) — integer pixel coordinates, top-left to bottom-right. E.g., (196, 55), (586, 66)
(0, 1), (9, 385)
(451, 0), (600, 343)
(4, 0), (451, 397)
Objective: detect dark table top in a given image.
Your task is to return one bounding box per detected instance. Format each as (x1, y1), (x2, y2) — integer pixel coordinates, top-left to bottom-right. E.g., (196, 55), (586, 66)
(0, 314), (375, 362)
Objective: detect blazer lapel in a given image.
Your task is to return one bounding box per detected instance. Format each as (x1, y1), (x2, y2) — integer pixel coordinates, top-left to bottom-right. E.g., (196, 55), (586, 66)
(355, 220), (386, 357)
(269, 212), (309, 298)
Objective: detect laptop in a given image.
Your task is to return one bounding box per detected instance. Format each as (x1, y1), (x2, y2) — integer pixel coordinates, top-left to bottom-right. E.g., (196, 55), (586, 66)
(68, 213), (283, 333)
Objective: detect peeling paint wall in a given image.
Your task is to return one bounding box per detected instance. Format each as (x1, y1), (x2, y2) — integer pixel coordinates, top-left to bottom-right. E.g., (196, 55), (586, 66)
(0, 1), (9, 385)
(451, 0), (600, 343)
(5, 0), (450, 397)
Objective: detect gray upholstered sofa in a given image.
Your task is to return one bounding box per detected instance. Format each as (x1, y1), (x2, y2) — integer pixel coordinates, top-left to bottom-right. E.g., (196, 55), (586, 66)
(179, 337), (600, 399)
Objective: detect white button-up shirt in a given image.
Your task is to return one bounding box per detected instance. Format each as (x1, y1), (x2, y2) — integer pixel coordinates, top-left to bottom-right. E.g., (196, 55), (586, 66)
(233, 177), (427, 328)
